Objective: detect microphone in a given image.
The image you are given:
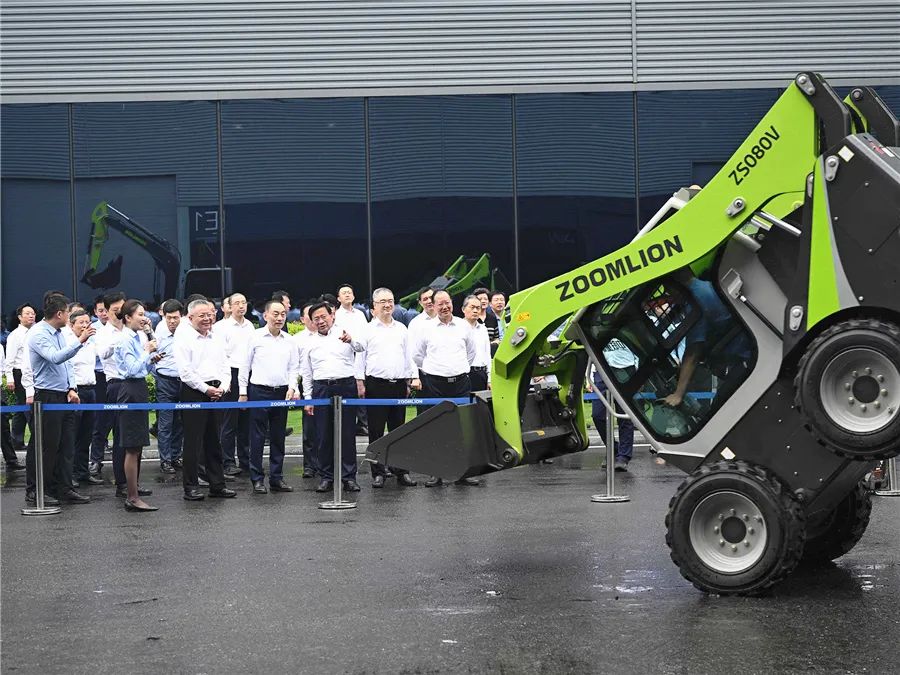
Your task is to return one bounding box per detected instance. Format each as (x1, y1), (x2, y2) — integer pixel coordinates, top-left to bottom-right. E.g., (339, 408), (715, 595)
(142, 324), (155, 342)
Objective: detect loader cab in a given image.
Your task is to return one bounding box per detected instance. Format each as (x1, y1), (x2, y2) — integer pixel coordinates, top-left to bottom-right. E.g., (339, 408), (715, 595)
(578, 269), (756, 442)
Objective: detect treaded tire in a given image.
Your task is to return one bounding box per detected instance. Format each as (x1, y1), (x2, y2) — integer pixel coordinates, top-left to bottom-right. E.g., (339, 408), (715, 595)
(802, 481), (872, 563)
(665, 460), (806, 596)
(794, 318), (900, 461)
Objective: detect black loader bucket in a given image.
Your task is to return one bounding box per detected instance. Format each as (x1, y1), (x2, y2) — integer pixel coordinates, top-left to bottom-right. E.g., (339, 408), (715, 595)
(366, 389), (587, 480)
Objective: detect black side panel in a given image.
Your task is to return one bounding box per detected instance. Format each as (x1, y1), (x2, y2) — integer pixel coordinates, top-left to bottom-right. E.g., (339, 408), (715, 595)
(711, 376), (872, 514)
(849, 87), (900, 146)
(828, 134), (900, 311)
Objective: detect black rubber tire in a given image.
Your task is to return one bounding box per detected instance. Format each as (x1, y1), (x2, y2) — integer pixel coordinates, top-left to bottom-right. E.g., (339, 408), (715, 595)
(794, 318), (900, 461)
(802, 481), (872, 563)
(665, 460), (806, 596)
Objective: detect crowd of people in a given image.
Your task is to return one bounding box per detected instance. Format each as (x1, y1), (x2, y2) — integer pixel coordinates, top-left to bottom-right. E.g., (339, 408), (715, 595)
(1, 283), (519, 512)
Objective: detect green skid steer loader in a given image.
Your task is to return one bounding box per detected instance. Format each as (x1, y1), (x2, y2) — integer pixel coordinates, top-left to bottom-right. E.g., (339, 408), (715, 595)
(368, 72), (900, 595)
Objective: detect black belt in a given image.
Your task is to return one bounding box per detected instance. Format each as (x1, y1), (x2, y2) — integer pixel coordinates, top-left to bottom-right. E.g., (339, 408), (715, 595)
(249, 383), (288, 392)
(470, 366), (488, 373)
(205, 380), (221, 388)
(425, 373), (467, 383)
(314, 376), (354, 385)
(156, 372), (180, 381)
(107, 378), (123, 384)
(76, 383), (96, 389)
(367, 376), (403, 383)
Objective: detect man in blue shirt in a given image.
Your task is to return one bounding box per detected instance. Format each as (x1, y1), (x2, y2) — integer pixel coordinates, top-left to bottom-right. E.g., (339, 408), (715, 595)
(25, 294), (95, 506)
(153, 299), (185, 473)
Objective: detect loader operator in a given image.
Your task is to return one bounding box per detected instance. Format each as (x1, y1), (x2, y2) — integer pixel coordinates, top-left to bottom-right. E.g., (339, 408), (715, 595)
(662, 268), (752, 413)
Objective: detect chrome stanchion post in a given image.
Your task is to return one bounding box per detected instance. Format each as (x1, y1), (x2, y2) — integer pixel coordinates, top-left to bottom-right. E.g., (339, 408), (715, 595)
(22, 400), (61, 516)
(591, 390), (629, 504)
(319, 395), (357, 510)
(875, 457), (900, 497)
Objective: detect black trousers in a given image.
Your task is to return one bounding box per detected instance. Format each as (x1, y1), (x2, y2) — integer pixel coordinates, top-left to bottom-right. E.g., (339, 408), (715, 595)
(365, 376), (408, 477)
(11, 368), (30, 447)
(180, 384), (226, 491)
(1, 402), (18, 465)
(220, 367), (250, 469)
(25, 389), (76, 496)
(469, 367), (488, 393)
(311, 377), (357, 481)
(71, 386), (96, 481)
(248, 384), (288, 483)
(421, 372), (471, 401)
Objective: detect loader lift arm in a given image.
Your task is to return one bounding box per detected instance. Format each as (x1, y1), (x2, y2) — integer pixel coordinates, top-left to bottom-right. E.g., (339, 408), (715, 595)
(81, 201), (182, 303)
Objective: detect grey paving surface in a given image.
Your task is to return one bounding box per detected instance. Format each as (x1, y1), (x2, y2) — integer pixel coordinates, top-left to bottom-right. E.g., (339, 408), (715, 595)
(1, 444), (899, 675)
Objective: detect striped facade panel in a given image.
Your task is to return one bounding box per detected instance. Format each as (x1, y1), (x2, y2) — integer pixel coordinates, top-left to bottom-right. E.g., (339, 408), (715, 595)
(635, 0), (900, 84)
(0, 0), (634, 102)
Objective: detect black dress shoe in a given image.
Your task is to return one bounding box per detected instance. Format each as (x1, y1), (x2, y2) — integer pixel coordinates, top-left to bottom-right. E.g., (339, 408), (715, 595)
(223, 474), (237, 482)
(302, 467), (314, 478)
(454, 477), (481, 486)
(61, 489), (91, 504)
(125, 499), (158, 512)
(171, 458), (183, 469)
(269, 481), (293, 493)
(84, 475), (104, 485)
(397, 473), (418, 487)
(252, 480), (268, 494)
(315, 479), (333, 493)
(209, 487), (237, 498)
(372, 475), (385, 488)
(183, 489), (205, 501)
(197, 478), (209, 487)
(223, 465), (242, 477)
(284, 427), (294, 437)
(5, 463), (25, 472)
(89, 462), (102, 476)
(160, 461), (176, 474)
(25, 492), (60, 506)
(70, 480), (80, 489)
(424, 476), (443, 487)
(343, 480), (361, 492)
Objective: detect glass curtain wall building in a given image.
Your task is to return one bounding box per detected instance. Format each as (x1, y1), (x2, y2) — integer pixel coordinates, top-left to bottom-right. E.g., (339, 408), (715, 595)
(2, 85), (898, 319)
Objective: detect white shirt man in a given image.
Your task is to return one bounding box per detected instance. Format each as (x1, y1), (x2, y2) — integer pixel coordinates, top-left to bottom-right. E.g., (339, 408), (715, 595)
(333, 285), (368, 337)
(300, 303), (364, 491)
(238, 300), (298, 493)
(212, 293), (256, 475)
(354, 287), (420, 487)
(462, 294), (492, 391)
(174, 299), (234, 498)
(3, 310), (34, 384)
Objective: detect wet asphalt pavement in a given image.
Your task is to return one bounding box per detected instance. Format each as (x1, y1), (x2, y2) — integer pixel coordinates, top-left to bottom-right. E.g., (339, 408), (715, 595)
(1, 440), (899, 675)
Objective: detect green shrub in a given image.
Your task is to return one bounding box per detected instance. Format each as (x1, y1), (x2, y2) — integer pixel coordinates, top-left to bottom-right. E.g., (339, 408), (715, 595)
(147, 374), (157, 403)
(286, 321), (305, 336)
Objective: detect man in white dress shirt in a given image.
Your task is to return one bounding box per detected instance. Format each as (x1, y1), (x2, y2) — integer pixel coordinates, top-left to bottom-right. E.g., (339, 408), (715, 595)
(355, 287), (419, 488)
(411, 289), (479, 487)
(213, 292), (256, 476)
(153, 299), (186, 473)
(4, 303), (36, 451)
(174, 298), (236, 501)
(461, 295), (492, 393)
(239, 300), (298, 494)
(334, 283), (369, 436)
(65, 309), (102, 487)
(1, 343), (26, 471)
(293, 300), (319, 478)
(300, 301), (364, 493)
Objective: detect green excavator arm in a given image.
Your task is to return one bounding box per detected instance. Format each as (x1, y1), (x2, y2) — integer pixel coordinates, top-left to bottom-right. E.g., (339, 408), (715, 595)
(367, 72), (874, 480)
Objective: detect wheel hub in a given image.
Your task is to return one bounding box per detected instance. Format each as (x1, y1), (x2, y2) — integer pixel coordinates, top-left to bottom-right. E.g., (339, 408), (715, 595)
(820, 347), (900, 433)
(689, 491), (768, 574)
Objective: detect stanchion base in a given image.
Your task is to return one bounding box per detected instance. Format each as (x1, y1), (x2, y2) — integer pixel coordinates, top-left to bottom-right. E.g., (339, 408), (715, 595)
(590, 494), (630, 503)
(318, 500), (358, 510)
(874, 489), (900, 497)
(21, 506), (62, 516)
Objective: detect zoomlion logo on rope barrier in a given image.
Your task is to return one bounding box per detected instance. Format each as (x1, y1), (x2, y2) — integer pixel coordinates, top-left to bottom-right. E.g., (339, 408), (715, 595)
(555, 235), (684, 301)
(397, 399), (424, 405)
(103, 404), (129, 410)
(174, 403), (201, 410)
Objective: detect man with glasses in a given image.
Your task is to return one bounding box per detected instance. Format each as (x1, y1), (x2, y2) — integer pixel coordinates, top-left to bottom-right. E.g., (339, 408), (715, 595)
(355, 288), (420, 488)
